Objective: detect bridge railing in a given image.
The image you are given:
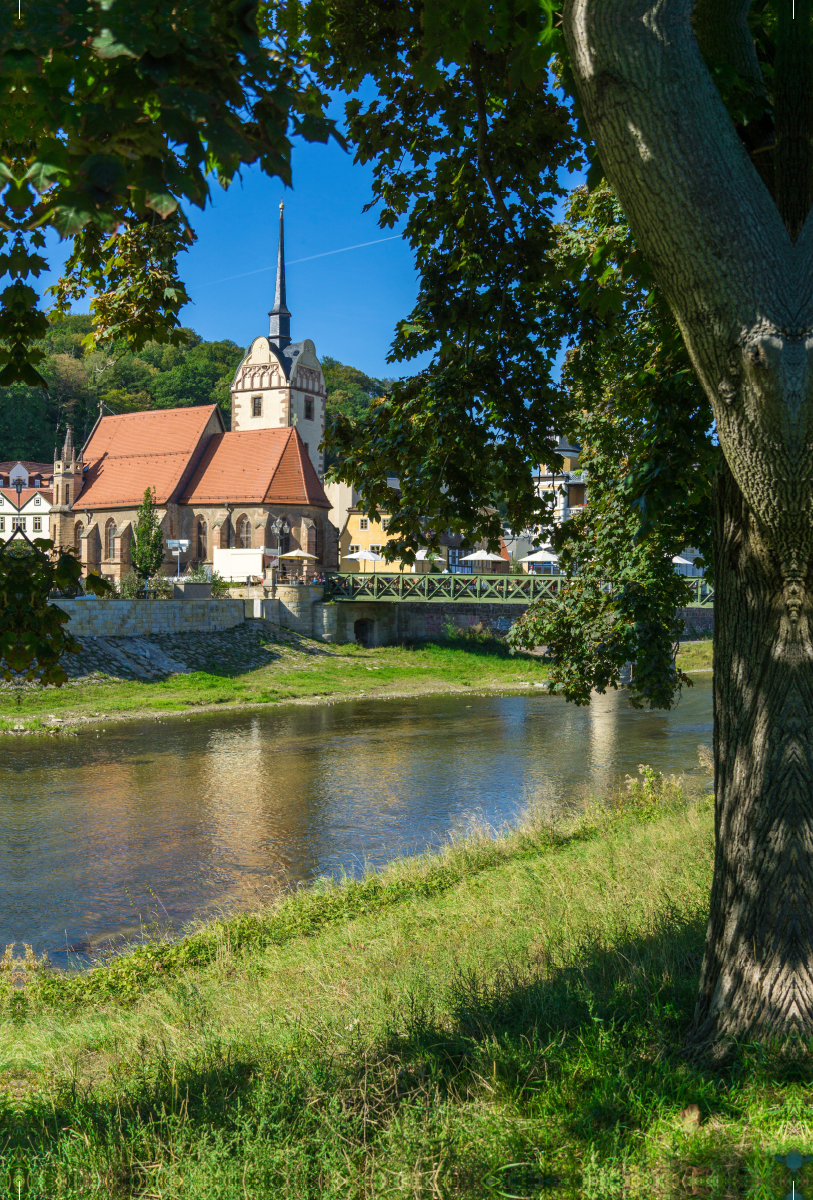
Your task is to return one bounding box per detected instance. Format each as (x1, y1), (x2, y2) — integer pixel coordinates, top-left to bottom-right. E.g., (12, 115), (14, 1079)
(323, 572), (715, 609)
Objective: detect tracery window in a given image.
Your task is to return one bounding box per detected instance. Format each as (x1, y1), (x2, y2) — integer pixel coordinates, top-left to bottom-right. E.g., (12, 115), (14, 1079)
(237, 516), (251, 548)
(196, 518), (207, 561)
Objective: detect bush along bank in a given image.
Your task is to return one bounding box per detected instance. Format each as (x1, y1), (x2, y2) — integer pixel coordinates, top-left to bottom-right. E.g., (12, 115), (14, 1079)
(3, 764), (808, 1199)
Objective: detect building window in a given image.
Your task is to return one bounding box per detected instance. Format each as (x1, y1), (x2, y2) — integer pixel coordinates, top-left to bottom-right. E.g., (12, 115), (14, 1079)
(105, 518), (116, 560)
(74, 521), (83, 552)
(252, 396), (262, 418)
(237, 515), (251, 548)
(381, 517), (390, 530)
(448, 548), (472, 574)
(12, 517), (24, 531)
(0, 517), (5, 531)
(348, 544), (360, 555)
(279, 530), (291, 555)
(369, 544), (382, 554)
(34, 494), (40, 505)
(304, 396), (314, 421)
(196, 518), (207, 561)
(65, 483), (71, 505)
(33, 516), (42, 532)
(358, 517), (369, 531)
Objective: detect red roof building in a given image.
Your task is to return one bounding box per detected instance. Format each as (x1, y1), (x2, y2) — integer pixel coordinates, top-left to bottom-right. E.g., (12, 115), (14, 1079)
(49, 408), (336, 580)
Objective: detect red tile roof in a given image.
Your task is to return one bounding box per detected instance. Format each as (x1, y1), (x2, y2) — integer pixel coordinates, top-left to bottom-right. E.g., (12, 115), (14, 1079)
(76, 406), (221, 508)
(0, 461), (52, 475)
(0, 488), (53, 506)
(181, 427), (330, 508)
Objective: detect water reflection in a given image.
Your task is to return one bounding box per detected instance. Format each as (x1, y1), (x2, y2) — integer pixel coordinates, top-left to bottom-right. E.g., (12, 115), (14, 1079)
(0, 681), (712, 964)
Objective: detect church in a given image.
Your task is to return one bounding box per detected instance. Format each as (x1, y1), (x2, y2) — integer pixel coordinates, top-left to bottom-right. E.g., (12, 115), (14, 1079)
(47, 205), (338, 581)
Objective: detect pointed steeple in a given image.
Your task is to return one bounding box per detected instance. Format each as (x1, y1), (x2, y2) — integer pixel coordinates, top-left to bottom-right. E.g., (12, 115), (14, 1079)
(268, 202), (291, 350)
(62, 425), (74, 463)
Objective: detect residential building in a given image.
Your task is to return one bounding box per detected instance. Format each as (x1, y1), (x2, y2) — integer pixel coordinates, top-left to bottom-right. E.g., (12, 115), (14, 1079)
(533, 435), (587, 525)
(0, 460), (54, 543)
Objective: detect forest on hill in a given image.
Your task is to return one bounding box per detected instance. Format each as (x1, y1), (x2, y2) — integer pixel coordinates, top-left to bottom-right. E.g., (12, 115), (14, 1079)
(0, 315), (391, 463)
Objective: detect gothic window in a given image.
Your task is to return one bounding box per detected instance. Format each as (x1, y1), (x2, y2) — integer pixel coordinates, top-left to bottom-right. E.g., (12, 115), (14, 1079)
(304, 396), (314, 421)
(74, 521), (84, 552)
(65, 483), (71, 505)
(252, 396), (262, 418)
(105, 518), (116, 560)
(237, 515), (251, 548)
(196, 518), (207, 561)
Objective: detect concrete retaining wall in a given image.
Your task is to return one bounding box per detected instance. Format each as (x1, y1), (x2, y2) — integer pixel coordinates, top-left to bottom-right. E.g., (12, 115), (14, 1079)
(54, 598), (245, 637)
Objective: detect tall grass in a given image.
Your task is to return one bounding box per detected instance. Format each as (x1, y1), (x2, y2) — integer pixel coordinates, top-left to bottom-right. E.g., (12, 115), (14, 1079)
(1, 768), (807, 1198)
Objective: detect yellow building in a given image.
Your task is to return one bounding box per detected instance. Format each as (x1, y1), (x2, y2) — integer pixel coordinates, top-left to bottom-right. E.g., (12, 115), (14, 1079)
(323, 478), (447, 573)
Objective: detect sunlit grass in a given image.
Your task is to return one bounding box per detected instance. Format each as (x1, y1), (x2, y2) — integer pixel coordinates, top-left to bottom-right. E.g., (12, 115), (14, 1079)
(1, 635), (550, 723)
(1, 768), (804, 1198)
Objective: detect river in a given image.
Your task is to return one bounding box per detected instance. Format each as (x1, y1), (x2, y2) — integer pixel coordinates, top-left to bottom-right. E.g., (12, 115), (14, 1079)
(1, 679), (713, 965)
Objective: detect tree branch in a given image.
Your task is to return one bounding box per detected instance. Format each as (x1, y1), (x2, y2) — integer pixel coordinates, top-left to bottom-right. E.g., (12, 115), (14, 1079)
(692, 0), (774, 200)
(469, 48), (517, 237)
(775, 0), (813, 240)
(692, 0), (763, 90)
(562, 0), (797, 341)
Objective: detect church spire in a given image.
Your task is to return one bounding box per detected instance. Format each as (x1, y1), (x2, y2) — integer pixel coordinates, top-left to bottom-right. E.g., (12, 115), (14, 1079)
(268, 202), (291, 351)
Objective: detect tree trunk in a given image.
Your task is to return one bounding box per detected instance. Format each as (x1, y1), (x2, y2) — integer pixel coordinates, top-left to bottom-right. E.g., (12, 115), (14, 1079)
(689, 463), (813, 1050)
(563, 0), (813, 1048)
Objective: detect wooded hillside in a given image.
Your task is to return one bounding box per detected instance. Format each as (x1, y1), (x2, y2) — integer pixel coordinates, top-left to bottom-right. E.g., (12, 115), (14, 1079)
(0, 316), (390, 462)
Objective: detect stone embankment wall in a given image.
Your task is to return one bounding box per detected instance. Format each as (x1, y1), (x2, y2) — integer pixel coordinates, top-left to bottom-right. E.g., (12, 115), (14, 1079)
(53, 590), (714, 651)
(676, 607), (713, 637)
(54, 598), (245, 638)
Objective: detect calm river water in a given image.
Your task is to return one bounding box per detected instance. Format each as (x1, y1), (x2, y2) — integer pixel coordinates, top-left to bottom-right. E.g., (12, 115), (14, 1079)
(2, 680), (712, 965)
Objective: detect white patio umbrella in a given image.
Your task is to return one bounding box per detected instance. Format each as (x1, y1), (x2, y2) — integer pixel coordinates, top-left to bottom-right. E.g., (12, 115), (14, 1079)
(672, 554), (694, 566)
(520, 548), (559, 563)
(460, 550), (506, 563)
(278, 548), (318, 577)
(344, 549), (385, 573)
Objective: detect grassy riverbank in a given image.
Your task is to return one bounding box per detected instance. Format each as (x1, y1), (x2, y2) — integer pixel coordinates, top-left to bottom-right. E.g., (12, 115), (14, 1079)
(0, 627), (713, 729)
(3, 769), (805, 1199)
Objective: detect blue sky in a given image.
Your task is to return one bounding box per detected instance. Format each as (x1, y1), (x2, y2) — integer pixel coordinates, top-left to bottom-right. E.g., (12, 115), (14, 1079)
(177, 137), (423, 381)
(37, 126), (426, 382)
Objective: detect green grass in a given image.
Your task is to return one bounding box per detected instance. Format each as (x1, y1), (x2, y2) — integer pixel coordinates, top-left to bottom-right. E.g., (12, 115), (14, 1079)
(677, 639), (713, 672)
(1, 633), (550, 726)
(1, 769), (807, 1198)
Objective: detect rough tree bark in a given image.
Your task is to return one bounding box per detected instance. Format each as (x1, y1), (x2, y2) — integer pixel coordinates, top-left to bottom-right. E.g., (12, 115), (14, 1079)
(563, 0), (813, 1050)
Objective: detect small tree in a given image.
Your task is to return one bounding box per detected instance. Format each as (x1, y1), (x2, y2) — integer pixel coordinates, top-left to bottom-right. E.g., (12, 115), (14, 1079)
(131, 488), (165, 583)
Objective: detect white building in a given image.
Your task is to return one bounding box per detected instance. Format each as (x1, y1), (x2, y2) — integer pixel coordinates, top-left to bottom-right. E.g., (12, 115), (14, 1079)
(0, 459), (54, 542)
(229, 203), (327, 480)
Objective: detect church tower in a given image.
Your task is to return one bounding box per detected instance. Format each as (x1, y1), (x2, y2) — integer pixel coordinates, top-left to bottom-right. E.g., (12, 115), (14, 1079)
(51, 426), (83, 554)
(230, 203), (327, 478)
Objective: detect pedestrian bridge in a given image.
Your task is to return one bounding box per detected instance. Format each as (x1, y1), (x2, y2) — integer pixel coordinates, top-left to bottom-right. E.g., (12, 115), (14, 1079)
(324, 573), (714, 608)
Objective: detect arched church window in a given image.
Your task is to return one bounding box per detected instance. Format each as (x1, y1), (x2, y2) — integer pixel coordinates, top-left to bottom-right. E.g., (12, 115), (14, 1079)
(74, 521), (84, 553)
(237, 516), (251, 549)
(196, 518), (207, 561)
(105, 518), (116, 560)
